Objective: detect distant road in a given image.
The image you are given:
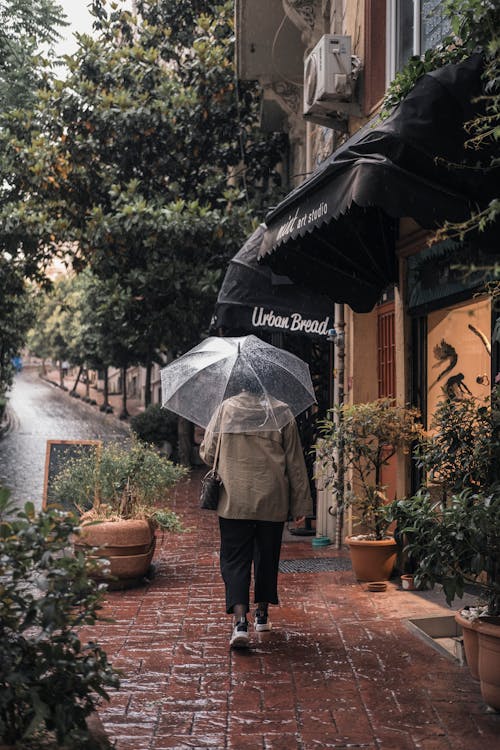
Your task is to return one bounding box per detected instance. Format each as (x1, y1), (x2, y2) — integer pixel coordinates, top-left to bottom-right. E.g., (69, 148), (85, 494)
(0, 368), (130, 511)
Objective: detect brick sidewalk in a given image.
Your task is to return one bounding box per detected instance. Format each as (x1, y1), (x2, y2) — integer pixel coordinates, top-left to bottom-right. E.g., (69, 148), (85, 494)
(79, 471), (500, 750)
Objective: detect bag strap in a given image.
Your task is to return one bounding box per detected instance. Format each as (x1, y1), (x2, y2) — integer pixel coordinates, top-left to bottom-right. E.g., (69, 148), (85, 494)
(212, 431), (222, 472)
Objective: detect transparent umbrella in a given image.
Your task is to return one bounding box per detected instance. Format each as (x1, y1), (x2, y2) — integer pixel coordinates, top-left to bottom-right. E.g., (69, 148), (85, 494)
(160, 335), (316, 433)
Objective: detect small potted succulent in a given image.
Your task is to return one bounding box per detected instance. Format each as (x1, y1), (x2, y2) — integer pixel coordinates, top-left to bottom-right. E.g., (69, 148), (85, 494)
(315, 398), (422, 581)
(51, 440), (188, 588)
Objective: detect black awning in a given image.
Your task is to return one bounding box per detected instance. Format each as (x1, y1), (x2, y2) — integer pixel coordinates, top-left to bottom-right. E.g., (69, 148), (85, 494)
(212, 224), (333, 337)
(259, 55), (499, 313)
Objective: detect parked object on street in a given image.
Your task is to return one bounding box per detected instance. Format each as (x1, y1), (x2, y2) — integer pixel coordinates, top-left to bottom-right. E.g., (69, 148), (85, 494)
(315, 398), (422, 581)
(51, 440), (188, 588)
(160, 334), (316, 434)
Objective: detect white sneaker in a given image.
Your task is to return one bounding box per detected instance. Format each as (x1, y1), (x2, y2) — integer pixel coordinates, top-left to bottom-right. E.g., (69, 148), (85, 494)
(230, 619), (249, 648)
(254, 610), (272, 632)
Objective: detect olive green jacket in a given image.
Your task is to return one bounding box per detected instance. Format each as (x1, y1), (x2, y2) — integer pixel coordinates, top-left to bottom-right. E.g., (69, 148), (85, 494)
(199, 393), (313, 522)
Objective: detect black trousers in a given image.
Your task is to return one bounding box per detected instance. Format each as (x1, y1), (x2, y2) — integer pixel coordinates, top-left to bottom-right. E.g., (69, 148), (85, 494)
(218, 517), (285, 614)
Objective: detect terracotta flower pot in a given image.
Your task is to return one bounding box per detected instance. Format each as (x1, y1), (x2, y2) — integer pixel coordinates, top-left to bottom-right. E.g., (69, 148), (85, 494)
(476, 616), (500, 711)
(454, 610), (480, 681)
(401, 574), (415, 591)
(345, 536), (398, 582)
(75, 518), (156, 589)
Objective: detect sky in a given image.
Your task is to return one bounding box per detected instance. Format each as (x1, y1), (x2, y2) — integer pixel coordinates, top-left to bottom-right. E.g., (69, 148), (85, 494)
(54, 0), (95, 58)
(54, 1), (133, 58)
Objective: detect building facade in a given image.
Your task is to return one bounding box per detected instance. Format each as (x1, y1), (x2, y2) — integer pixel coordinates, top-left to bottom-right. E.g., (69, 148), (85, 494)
(235, 0), (499, 541)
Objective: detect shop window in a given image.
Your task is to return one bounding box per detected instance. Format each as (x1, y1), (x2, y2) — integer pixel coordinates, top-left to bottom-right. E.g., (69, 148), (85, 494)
(427, 297), (491, 430)
(386, 0), (451, 83)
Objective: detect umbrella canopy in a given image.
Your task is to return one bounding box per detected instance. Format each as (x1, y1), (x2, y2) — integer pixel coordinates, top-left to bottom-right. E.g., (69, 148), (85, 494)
(160, 335), (316, 433)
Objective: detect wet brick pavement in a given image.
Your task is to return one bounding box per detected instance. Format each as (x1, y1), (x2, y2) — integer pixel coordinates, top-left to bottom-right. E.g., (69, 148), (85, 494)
(0, 368), (131, 510)
(79, 471), (500, 750)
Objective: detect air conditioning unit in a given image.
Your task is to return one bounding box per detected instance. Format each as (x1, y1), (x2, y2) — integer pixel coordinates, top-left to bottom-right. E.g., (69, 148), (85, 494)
(304, 35), (355, 119)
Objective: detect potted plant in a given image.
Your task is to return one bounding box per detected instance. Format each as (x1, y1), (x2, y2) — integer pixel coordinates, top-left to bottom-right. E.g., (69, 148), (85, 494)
(0, 490), (118, 748)
(387, 387), (500, 709)
(51, 440), (188, 589)
(315, 398), (422, 581)
(388, 488), (500, 703)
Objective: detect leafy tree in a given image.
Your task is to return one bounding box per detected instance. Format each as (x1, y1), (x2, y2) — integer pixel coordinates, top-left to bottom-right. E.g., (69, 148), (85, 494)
(0, 0), (68, 399)
(0, 257), (34, 394)
(0, 0), (68, 110)
(6, 0), (285, 405)
(27, 275), (77, 386)
(383, 0), (499, 243)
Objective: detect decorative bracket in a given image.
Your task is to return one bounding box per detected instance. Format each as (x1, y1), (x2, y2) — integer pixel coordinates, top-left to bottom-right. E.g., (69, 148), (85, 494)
(283, 0), (323, 42)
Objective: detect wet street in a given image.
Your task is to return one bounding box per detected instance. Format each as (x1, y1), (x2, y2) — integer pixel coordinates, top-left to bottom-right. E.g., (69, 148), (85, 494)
(0, 368), (130, 510)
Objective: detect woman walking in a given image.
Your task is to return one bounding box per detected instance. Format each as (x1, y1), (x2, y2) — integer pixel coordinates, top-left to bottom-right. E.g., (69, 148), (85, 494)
(199, 387), (312, 648)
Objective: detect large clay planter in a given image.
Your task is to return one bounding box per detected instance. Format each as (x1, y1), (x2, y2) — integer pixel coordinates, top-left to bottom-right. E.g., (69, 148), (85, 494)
(75, 519), (156, 589)
(476, 616), (500, 711)
(454, 610), (480, 680)
(345, 536), (398, 582)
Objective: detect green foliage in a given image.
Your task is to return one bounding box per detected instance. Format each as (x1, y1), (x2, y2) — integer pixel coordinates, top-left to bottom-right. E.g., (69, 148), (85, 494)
(415, 387), (500, 497)
(382, 43), (468, 115)
(315, 399), (422, 540)
(388, 489), (500, 615)
(51, 439), (188, 527)
(3, 0), (285, 362)
(0, 492), (118, 746)
(130, 404), (178, 450)
(0, 0), (68, 110)
(0, 256), (35, 396)
(382, 0), (499, 241)
(387, 385), (500, 615)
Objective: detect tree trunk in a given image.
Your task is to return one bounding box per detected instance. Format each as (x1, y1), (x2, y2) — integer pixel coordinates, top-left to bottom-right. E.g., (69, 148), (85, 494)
(145, 358), (152, 407)
(119, 365), (129, 420)
(178, 417), (192, 467)
(100, 367), (112, 412)
(71, 364), (83, 394)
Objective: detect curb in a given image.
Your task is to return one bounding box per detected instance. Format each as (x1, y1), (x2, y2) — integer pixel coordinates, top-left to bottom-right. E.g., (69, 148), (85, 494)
(38, 374), (133, 432)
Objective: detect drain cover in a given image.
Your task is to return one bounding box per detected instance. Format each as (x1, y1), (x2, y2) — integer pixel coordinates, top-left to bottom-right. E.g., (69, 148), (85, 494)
(279, 558), (352, 573)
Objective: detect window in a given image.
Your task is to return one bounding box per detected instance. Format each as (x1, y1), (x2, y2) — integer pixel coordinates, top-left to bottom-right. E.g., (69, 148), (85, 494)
(386, 0), (451, 83)
(377, 302), (396, 399)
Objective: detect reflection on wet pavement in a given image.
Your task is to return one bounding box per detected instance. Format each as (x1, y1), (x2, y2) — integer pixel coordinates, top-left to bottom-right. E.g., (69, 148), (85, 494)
(0, 369), (130, 510)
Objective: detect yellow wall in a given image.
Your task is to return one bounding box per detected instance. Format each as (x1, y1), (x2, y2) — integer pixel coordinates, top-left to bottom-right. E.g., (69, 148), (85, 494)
(427, 296), (492, 429)
(347, 308), (379, 404)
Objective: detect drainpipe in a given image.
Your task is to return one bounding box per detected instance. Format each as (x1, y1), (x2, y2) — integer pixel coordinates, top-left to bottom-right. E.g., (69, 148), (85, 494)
(333, 302), (345, 549)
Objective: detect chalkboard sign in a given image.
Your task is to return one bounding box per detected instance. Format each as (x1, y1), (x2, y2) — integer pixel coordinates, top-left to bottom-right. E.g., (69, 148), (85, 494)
(42, 440), (102, 512)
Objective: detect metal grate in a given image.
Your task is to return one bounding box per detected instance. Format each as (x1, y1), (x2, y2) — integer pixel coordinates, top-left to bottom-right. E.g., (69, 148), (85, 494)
(279, 558), (352, 573)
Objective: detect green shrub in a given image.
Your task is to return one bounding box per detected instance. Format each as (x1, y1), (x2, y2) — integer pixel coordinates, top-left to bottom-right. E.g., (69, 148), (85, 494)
(0, 491), (119, 746)
(388, 489), (500, 615)
(414, 387), (500, 498)
(130, 404), (178, 454)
